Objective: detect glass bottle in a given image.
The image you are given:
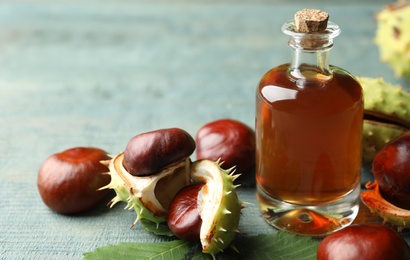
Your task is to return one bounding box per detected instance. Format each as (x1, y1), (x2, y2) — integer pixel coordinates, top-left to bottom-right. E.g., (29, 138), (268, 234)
(255, 10), (363, 236)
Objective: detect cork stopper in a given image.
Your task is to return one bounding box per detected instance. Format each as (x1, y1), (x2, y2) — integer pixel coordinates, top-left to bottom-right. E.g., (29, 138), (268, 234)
(295, 9), (329, 33)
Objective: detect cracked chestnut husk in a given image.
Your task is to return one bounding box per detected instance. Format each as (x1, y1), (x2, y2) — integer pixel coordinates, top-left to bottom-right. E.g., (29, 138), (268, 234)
(100, 128), (243, 258)
(361, 131), (410, 230)
(100, 128), (195, 225)
(167, 159), (243, 257)
(317, 224), (410, 260)
(358, 77), (410, 163)
(361, 182), (410, 230)
(179, 159), (242, 258)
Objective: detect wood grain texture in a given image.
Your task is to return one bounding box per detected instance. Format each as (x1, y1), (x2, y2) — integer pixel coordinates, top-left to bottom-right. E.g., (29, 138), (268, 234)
(1, 0), (408, 259)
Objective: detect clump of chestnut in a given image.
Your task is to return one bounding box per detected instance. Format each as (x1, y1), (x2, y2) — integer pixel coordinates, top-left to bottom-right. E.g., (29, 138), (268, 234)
(361, 131), (410, 230)
(100, 126), (242, 258)
(37, 118), (253, 258)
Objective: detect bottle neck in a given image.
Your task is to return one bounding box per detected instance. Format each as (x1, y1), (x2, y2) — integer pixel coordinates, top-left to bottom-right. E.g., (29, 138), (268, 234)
(288, 46), (332, 84)
(281, 20), (340, 87)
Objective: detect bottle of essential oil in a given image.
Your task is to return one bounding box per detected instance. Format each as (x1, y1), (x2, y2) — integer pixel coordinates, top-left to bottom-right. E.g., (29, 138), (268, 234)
(255, 9), (363, 236)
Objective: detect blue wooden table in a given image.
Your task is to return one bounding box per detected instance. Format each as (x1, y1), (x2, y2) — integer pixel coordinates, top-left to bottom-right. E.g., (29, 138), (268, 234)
(1, 0), (408, 259)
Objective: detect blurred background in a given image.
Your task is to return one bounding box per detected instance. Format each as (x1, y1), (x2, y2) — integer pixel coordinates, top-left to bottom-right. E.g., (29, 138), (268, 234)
(0, 0), (399, 147)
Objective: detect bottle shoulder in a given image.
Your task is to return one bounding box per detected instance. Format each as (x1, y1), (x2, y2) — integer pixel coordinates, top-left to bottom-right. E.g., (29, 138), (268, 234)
(257, 64), (363, 111)
(259, 64), (360, 89)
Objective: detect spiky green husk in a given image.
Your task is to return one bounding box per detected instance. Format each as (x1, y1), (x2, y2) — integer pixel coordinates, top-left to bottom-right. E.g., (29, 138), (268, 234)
(361, 181), (410, 231)
(190, 160), (242, 257)
(101, 155), (243, 257)
(359, 77), (410, 127)
(358, 77), (410, 162)
(375, 2), (410, 78)
(362, 120), (406, 163)
(100, 153), (191, 227)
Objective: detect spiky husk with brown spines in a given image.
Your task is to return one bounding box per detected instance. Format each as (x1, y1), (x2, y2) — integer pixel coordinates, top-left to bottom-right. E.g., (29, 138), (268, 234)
(190, 159), (243, 258)
(361, 181), (410, 231)
(100, 152), (192, 227)
(375, 1), (410, 78)
(358, 77), (410, 162)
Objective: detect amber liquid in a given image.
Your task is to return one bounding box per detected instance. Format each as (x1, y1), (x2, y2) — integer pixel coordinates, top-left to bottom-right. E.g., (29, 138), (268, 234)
(256, 64), (363, 206)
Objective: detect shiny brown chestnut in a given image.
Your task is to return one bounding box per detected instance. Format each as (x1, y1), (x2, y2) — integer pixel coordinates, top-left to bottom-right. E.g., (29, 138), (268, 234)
(317, 225), (410, 260)
(167, 183), (204, 241)
(372, 131), (410, 210)
(196, 119), (255, 174)
(37, 147), (111, 214)
(123, 128), (196, 176)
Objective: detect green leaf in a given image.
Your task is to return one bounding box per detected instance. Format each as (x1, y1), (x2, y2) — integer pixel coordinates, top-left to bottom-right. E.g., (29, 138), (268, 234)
(140, 219), (174, 237)
(83, 231), (319, 260)
(233, 232), (319, 260)
(83, 240), (200, 260)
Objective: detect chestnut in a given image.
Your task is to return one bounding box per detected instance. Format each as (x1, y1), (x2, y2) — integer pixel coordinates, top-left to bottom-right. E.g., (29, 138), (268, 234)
(123, 128), (196, 176)
(372, 131), (410, 210)
(37, 147), (111, 214)
(101, 128), (195, 226)
(167, 183), (204, 241)
(317, 225), (410, 260)
(195, 119), (256, 175)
